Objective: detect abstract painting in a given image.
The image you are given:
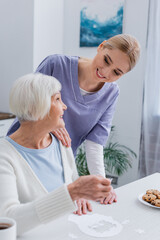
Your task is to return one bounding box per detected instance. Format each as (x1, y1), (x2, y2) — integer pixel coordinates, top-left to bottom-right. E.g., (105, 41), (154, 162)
(80, 0), (124, 47)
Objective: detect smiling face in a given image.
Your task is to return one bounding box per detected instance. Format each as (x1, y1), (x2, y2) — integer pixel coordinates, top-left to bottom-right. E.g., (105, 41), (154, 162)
(47, 92), (67, 130)
(91, 44), (130, 84)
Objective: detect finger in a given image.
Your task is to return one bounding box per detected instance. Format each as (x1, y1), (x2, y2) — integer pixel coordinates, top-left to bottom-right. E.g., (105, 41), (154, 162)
(100, 199), (104, 204)
(56, 129), (67, 146)
(108, 195), (115, 204)
(77, 201), (82, 215)
(52, 130), (62, 140)
(61, 128), (71, 142)
(60, 128), (71, 147)
(101, 178), (111, 186)
(113, 194), (118, 202)
(86, 201), (92, 212)
(104, 193), (112, 204)
(101, 185), (112, 193)
(98, 197), (106, 204)
(81, 201), (87, 214)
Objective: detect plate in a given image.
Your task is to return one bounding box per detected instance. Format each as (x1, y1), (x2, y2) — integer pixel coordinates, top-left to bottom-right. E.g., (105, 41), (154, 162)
(138, 193), (160, 209)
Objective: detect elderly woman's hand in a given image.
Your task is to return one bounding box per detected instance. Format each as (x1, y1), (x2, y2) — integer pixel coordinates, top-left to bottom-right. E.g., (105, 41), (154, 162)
(73, 198), (92, 215)
(99, 186), (117, 205)
(52, 127), (71, 147)
(68, 175), (112, 202)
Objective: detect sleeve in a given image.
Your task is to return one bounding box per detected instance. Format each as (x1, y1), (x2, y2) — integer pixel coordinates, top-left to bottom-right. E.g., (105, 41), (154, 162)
(85, 140), (105, 177)
(86, 88), (119, 146)
(0, 156), (76, 236)
(35, 55), (54, 76)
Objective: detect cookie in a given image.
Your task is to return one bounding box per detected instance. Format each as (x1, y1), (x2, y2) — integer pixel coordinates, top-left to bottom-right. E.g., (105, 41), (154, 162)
(142, 193), (157, 202)
(146, 189), (160, 197)
(151, 199), (160, 207)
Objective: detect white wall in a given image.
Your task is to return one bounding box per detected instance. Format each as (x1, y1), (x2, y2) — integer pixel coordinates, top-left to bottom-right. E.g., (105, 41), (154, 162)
(0, 0), (64, 112)
(0, 0), (34, 112)
(0, 0), (149, 187)
(33, 0), (64, 70)
(63, 0), (149, 186)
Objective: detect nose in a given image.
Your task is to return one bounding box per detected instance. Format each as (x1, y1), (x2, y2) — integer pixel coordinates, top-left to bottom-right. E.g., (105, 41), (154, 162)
(62, 101), (67, 111)
(102, 67), (111, 80)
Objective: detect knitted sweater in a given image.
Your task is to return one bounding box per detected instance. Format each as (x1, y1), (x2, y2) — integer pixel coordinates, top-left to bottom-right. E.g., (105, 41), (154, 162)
(0, 138), (78, 235)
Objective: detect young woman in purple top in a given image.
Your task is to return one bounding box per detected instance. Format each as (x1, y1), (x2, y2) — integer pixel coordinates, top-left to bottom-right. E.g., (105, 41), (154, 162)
(8, 34), (140, 206)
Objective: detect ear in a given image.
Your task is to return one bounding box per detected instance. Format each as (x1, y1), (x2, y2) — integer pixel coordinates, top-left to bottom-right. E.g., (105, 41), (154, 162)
(97, 40), (107, 52)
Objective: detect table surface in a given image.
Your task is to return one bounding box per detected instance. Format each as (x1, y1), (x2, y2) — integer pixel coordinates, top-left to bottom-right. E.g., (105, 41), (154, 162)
(19, 173), (160, 240)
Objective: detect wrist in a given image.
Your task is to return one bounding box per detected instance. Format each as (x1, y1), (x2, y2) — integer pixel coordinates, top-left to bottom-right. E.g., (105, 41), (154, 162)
(67, 182), (78, 201)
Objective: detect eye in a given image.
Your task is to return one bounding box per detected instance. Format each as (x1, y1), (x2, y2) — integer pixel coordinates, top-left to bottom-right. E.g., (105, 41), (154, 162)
(104, 56), (110, 65)
(56, 97), (60, 101)
(114, 70), (120, 76)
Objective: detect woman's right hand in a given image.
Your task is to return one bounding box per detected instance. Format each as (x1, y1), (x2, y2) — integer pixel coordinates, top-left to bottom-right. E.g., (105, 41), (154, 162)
(73, 198), (92, 215)
(52, 127), (71, 147)
(67, 175), (112, 202)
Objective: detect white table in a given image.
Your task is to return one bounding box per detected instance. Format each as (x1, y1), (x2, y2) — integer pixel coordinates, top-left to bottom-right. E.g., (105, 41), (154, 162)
(19, 173), (160, 240)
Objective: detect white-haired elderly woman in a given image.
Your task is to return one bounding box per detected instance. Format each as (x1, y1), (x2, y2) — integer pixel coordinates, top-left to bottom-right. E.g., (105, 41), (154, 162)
(0, 73), (112, 236)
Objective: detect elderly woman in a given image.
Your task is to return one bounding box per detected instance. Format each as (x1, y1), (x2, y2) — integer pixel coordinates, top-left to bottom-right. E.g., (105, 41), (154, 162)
(0, 73), (112, 236)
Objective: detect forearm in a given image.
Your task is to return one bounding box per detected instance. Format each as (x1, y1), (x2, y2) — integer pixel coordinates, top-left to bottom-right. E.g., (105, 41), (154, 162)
(85, 140), (105, 177)
(2, 185), (76, 236)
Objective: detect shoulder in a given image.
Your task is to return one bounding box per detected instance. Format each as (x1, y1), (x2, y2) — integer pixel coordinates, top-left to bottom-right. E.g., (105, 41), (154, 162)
(110, 82), (120, 94)
(36, 54), (79, 76)
(46, 54), (78, 66)
(0, 138), (10, 149)
(104, 82), (120, 98)
(0, 138), (16, 167)
(59, 142), (75, 166)
(0, 138), (20, 159)
(60, 142), (74, 159)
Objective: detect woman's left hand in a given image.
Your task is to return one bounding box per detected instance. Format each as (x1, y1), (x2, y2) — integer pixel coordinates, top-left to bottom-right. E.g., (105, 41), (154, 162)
(99, 186), (117, 205)
(73, 198), (92, 215)
(52, 127), (71, 147)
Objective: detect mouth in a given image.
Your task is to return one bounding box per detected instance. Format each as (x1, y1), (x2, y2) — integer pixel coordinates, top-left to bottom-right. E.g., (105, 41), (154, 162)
(96, 69), (105, 79)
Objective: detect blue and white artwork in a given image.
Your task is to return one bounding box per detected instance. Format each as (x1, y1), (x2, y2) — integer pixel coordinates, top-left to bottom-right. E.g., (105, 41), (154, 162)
(80, 0), (124, 47)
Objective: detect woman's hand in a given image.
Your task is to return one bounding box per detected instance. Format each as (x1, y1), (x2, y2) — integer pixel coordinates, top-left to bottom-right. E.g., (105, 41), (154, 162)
(68, 175), (112, 201)
(52, 127), (71, 147)
(99, 187), (117, 205)
(73, 198), (92, 215)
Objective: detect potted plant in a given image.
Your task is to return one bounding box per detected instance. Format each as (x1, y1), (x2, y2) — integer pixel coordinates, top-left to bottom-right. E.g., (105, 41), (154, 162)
(75, 126), (137, 183)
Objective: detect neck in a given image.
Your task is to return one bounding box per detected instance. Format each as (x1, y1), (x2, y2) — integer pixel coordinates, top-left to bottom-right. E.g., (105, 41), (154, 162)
(78, 58), (104, 92)
(9, 121), (52, 149)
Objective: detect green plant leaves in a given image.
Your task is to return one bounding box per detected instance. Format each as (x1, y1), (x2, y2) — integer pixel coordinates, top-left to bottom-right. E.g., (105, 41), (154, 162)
(103, 142), (137, 176)
(75, 147), (90, 176)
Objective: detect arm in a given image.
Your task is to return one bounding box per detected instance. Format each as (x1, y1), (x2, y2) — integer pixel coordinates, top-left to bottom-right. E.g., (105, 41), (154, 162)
(0, 143), (112, 235)
(0, 158), (76, 236)
(85, 140), (117, 205)
(85, 140), (105, 177)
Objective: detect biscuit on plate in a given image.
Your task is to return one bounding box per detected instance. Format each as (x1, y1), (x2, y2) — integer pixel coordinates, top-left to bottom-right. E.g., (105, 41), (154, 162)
(151, 199), (160, 207)
(142, 193), (157, 202)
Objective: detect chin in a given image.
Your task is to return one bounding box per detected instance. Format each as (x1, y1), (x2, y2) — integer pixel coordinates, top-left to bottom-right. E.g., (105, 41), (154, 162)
(59, 122), (65, 128)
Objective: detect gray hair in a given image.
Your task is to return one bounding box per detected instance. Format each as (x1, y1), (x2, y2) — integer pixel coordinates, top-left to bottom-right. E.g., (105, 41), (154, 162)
(9, 73), (61, 121)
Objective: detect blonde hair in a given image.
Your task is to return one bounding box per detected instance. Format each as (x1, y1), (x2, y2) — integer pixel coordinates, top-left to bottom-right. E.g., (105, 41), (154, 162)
(9, 73), (61, 121)
(103, 34), (140, 71)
